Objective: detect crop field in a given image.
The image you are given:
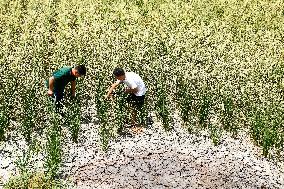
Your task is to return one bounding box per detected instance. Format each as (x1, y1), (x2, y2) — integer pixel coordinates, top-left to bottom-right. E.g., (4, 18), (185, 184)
(0, 0), (284, 187)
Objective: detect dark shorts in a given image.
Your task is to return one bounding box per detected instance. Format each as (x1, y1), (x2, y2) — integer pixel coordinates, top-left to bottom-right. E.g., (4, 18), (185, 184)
(126, 94), (145, 109)
(53, 91), (64, 102)
(45, 80), (64, 103)
(49, 91), (64, 109)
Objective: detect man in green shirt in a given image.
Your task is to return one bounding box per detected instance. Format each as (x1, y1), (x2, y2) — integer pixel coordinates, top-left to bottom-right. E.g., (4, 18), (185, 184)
(46, 65), (86, 109)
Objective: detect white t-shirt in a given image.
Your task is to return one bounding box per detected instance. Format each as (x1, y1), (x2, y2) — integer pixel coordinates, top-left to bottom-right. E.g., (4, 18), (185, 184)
(116, 72), (147, 96)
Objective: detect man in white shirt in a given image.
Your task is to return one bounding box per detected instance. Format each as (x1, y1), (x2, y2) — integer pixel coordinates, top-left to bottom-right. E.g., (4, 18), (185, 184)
(105, 68), (147, 127)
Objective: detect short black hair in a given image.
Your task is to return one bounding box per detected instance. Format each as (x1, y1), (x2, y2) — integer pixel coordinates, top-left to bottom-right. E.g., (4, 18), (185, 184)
(113, 68), (125, 77)
(75, 65), (86, 75)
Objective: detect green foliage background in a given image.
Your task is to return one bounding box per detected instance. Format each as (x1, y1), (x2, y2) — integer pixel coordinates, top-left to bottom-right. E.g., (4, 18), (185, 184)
(1, 0), (284, 185)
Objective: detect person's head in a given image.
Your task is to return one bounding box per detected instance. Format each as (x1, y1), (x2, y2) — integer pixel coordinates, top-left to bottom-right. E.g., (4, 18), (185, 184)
(113, 68), (125, 80)
(72, 65), (86, 77)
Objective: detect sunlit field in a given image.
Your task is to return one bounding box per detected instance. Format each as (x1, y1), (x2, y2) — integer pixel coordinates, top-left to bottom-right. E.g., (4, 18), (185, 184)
(1, 0), (284, 187)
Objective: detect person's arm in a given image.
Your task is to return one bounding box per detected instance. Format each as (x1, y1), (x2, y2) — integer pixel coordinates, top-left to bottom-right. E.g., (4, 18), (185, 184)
(48, 76), (55, 96)
(105, 82), (120, 99)
(71, 80), (76, 97)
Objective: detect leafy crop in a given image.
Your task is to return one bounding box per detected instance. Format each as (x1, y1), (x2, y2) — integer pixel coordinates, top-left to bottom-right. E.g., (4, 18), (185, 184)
(1, 0), (284, 185)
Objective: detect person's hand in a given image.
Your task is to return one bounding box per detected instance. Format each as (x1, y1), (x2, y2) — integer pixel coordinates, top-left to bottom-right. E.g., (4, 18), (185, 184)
(105, 93), (114, 100)
(125, 88), (131, 93)
(48, 89), (53, 96)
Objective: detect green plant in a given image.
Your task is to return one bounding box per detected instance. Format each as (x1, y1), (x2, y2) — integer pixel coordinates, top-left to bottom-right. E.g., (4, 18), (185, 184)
(137, 97), (150, 127)
(95, 73), (111, 151)
(64, 97), (82, 143)
(4, 172), (67, 189)
(45, 108), (62, 178)
(0, 106), (9, 141)
(198, 90), (212, 128)
(114, 85), (128, 133)
(21, 84), (37, 142)
(1, 0), (284, 160)
(221, 92), (239, 137)
(155, 82), (172, 132)
(4, 172), (30, 189)
(209, 123), (222, 146)
(176, 77), (195, 132)
(0, 77), (16, 141)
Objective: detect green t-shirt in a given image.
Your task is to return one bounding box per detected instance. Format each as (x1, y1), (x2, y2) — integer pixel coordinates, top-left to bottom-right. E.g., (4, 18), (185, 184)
(46, 67), (76, 92)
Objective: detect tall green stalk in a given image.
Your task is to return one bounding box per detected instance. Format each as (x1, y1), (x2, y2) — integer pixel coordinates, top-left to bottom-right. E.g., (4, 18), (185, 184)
(45, 100), (62, 178)
(114, 86), (128, 134)
(176, 77), (194, 131)
(0, 105), (9, 141)
(155, 82), (172, 132)
(198, 91), (212, 128)
(209, 123), (221, 146)
(95, 73), (111, 151)
(221, 92), (239, 137)
(21, 84), (37, 142)
(65, 97), (81, 143)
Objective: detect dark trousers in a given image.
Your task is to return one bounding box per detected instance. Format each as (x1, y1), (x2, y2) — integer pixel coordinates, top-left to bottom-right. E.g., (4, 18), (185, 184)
(50, 91), (64, 110)
(126, 94), (145, 109)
